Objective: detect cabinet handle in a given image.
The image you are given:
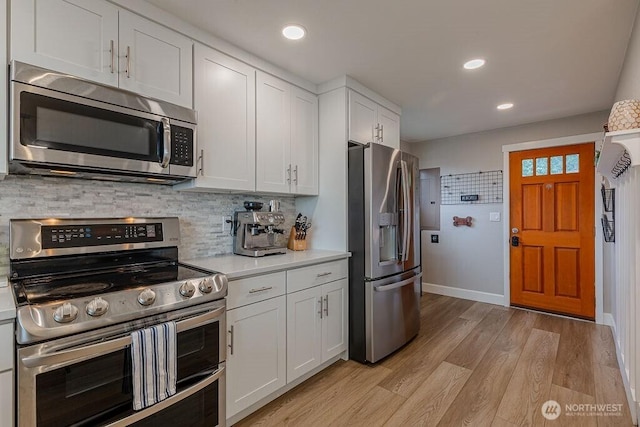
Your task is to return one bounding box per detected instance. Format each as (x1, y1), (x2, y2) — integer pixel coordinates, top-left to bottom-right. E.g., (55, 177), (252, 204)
(287, 164), (292, 184)
(109, 40), (115, 73)
(198, 149), (204, 176)
(380, 124), (384, 142)
(324, 295), (329, 317)
(374, 124), (380, 141)
(228, 325), (234, 355)
(316, 272), (332, 278)
(248, 286), (273, 294)
(318, 297), (323, 319)
(293, 165), (298, 184)
(125, 46), (131, 78)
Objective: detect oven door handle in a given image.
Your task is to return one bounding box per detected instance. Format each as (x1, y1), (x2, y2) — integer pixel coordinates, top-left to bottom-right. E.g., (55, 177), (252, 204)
(21, 305), (225, 368)
(104, 365), (225, 427)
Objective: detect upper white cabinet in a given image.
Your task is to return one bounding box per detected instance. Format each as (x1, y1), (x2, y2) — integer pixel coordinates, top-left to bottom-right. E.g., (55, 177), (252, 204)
(256, 71), (318, 195)
(0, 0), (7, 178)
(117, 11), (192, 107)
(11, 0), (193, 107)
(177, 44), (256, 192)
(348, 90), (400, 149)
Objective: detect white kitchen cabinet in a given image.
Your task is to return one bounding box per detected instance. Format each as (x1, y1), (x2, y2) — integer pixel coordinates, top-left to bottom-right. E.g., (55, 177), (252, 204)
(256, 71), (318, 195)
(286, 262), (348, 383)
(291, 87), (319, 195)
(348, 89), (400, 149)
(286, 286), (322, 381)
(0, 370), (12, 427)
(11, 0), (193, 107)
(176, 44), (256, 192)
(0, 322), (13, 427)
(226, 295), (286, 418)
(0, 0), (7, 178)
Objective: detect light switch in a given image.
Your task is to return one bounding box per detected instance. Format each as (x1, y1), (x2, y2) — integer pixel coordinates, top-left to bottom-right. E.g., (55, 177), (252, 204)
(490, 212), (501, 222)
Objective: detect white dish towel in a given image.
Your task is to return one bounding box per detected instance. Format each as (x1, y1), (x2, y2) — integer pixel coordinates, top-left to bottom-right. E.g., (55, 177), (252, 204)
(131, 321), (177, 410)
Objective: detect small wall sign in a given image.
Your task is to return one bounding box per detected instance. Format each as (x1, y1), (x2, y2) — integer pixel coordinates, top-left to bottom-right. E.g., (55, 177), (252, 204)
(460, 194), (479, 202)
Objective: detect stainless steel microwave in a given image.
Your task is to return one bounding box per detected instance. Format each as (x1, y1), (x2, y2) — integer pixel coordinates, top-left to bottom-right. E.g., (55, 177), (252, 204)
(9, 61), (197, 184)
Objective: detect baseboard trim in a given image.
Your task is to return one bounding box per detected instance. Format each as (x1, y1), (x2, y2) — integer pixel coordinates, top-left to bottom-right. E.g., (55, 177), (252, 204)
(603, 313), (616, 331)
(422, 282), (505, 306)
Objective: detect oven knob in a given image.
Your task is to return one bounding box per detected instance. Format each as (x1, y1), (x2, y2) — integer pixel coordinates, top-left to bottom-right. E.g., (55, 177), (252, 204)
(180, 281), (196, 298)
(138, 289), (156, 306)
(199, 277), (214, 294)
(53, 303), (79, 323)
(86, 297), (109, 317)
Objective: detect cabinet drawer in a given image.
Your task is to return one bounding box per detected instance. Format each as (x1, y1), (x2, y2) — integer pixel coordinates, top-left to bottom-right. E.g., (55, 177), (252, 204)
(227, 272), (286, 310)
(0, 322), (13, 371)
(287, 260), (348, 293)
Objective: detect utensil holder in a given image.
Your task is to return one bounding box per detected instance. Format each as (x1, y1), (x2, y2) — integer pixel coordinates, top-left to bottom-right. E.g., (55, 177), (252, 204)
(288, 227), (307, 251)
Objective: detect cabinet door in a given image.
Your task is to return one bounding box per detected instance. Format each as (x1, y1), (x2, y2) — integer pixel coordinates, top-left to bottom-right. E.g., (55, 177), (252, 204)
(286, 286), (322, 382)
(0, 370), (12, 427)
(191, 44), (255, 191)
(226, 296), (286, 418)
(256, 71), (291, 193)
(377, 106), (401, 149)
(11, 0), (119, 87)
(290, 87), (318, 195)
(348, 90), (377, 144)
(322, 279), (348, 362)
(118, 11), (193, 107)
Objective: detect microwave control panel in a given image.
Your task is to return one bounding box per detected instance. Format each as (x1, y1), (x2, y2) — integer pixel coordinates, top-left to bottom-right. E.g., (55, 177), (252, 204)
(170, 125), (194, 167)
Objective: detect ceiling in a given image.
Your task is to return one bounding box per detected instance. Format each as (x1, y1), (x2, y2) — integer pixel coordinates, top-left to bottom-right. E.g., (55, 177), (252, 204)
(147, 0), (638, 141)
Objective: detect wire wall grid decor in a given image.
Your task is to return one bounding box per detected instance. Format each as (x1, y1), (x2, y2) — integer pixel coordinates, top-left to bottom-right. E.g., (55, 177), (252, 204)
(601, 186), (615, 213)
(441, 170), (503, 205)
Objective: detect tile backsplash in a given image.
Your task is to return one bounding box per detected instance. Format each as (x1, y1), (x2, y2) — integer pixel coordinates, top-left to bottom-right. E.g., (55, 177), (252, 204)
(0, 175), (296, 275)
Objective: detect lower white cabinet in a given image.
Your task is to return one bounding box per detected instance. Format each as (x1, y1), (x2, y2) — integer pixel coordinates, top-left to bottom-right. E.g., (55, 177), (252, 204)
(0, 370), (12, 427)
(287, 278), (347, 382)
(0, 321), (13, 427)
(226, 295), (286, 418)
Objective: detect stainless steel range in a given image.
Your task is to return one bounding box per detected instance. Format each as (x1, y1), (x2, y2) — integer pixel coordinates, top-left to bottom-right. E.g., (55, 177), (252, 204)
(10, 217), (228, 426)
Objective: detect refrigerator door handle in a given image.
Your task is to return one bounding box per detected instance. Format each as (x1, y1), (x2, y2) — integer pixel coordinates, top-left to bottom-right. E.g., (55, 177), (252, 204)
(373, 273), (422, 292)
(400, 160), (411, 262)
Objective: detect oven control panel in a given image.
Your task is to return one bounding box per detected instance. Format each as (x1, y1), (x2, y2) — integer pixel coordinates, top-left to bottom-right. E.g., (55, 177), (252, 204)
(41, 223), (163, 249)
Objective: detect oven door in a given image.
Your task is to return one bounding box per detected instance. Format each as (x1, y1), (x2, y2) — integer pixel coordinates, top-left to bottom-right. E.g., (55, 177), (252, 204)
(17, 300), (226, 427)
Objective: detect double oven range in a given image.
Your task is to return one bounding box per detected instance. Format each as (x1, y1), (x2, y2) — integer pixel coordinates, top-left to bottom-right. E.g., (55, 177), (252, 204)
(9, 217), (227, 426)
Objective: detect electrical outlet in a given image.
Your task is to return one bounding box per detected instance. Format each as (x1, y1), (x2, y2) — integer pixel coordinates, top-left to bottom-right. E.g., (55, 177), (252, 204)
(222, 215), (232, 233)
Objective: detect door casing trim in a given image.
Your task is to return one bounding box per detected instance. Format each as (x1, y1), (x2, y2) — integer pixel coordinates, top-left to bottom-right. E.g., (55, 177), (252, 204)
(502, 132), (603, 324)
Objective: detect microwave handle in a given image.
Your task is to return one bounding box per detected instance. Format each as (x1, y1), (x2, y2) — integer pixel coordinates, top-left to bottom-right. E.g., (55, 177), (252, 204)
(20, 305), (225, 368)
(161, 117), (171, 168)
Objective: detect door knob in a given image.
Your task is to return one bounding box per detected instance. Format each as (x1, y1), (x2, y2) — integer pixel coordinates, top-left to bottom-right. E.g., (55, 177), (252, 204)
(511, 227), (519, 233)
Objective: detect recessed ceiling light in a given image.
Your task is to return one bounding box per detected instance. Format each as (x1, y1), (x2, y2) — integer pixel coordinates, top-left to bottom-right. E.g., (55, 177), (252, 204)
(282, 24), (306, 40)
(463, 59), (485, 70)
(497, 103), (514, 110)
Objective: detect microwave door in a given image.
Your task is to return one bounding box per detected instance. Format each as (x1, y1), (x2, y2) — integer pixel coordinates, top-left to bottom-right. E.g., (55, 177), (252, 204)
(11, 82), (168, 175)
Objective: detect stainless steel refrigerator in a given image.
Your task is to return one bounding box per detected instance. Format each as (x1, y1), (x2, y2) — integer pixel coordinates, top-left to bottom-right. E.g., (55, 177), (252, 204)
(348, 142), (421, 363)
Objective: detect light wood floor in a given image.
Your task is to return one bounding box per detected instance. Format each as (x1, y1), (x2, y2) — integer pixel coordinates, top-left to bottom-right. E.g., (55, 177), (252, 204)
(235, 294), (633, 426)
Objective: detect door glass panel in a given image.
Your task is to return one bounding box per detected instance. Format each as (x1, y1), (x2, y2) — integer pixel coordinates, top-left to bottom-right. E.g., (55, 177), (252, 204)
(522, 159), (533, 177)
(566, 154), (579, 173)
(536, 157), (548, 175)
(550, 156), (563, 174)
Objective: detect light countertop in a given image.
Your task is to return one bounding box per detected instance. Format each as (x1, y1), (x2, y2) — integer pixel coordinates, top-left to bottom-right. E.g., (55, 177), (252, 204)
(0, 278), (16, 321)
(183, 249), (350, 280)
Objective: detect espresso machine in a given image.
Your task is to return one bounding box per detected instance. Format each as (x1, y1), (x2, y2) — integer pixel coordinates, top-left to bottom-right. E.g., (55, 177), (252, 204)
(233, 203), (287, 257)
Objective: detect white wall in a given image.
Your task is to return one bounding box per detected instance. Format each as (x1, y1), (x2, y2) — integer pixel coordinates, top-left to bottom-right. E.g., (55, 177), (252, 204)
(404, 110), (609, 299)
(615, 3), (640, 102)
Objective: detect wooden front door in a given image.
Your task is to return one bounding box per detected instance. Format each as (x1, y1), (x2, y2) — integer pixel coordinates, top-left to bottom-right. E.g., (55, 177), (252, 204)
(509, 142), (595, 319)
